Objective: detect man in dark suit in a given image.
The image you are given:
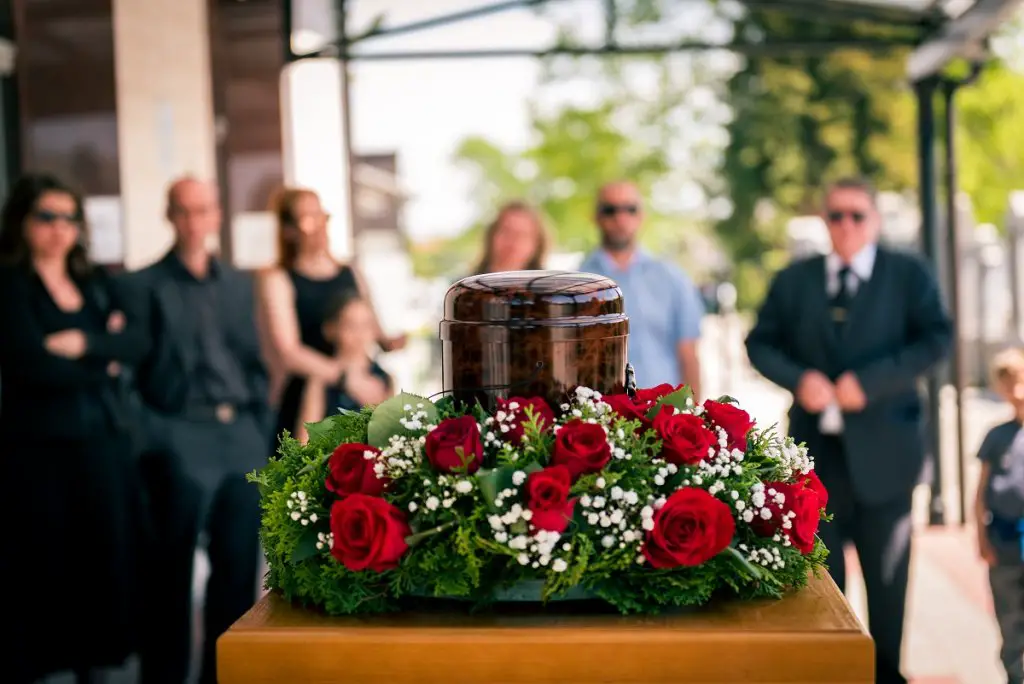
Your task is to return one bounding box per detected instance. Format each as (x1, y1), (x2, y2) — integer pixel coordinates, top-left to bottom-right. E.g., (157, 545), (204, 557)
(128, 177), (270, 684)
(745, 177), (952, 684)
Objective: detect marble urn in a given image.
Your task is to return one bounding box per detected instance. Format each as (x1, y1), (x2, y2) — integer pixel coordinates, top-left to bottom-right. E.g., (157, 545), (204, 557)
(439, 270), (629, 412)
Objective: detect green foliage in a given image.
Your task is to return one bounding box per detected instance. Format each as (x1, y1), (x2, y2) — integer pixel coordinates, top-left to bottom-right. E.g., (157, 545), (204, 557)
(366, 392), (439, 448)
(441, 2), (1024, 307)
(715, 8), (920, 308)
(477, 463), (542, 511)
(413, 93), (714, 281)
(710, 7), (1024, 304)
(454, 103), (675, 253)
(646, 385), (695, 419)
(253, 390), (829, 616)
(956, 60), (1024, 226)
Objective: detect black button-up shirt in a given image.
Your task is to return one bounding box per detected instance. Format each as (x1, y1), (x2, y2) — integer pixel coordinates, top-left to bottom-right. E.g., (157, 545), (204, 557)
(165, 255), (251, 406)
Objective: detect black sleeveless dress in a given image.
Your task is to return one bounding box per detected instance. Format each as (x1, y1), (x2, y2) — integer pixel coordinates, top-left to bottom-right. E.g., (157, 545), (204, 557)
(273, 267), (369, 440)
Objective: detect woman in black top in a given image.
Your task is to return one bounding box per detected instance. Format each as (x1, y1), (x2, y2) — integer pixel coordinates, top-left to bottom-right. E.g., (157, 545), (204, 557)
(0, 174), (150, 683)
(257, 187), (404, 441)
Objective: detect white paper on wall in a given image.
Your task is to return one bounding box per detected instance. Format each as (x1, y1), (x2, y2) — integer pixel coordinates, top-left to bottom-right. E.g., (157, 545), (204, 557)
(84, 196), (124, 265)
(232, 211), (277, 270)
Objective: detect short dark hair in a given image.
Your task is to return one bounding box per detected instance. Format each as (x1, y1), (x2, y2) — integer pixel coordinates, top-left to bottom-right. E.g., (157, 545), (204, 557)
(323, 290), (365, 326)
(824, 177), (878, 207)
(0, 173), (92, 277)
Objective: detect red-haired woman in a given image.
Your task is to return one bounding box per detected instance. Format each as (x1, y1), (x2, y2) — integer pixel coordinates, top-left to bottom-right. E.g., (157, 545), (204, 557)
(257, 187), (404, 441)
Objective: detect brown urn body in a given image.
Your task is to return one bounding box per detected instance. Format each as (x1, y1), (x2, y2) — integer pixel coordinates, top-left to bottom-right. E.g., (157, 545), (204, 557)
(439, 270), (629, 412)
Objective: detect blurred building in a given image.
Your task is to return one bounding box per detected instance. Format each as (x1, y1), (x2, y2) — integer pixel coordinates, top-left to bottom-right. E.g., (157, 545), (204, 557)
(0, 0), (364, 270)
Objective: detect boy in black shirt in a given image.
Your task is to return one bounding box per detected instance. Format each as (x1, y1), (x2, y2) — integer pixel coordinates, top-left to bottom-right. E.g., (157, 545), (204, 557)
(975, 348), (1024, 684)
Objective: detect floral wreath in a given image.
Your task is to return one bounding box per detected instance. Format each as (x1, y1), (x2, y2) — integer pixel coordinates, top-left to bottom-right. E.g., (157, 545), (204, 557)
(251, 384), (830, 615)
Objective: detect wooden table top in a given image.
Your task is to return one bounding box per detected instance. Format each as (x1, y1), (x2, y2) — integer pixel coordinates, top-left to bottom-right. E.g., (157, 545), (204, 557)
(218, 572), (874, 683)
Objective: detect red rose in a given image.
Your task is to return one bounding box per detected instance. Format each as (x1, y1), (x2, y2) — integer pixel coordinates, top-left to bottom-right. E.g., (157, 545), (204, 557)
(604, 383), (681, 431)
(653, 406), (717, 466)
(702, 399), (754, 451)
(325, 443), (388, 497)
(329, 494), (411, 572)
(798, 470), (828, 511)
(643, 487), (735, 568)
(785, 485), (823, 554)
(425, 415), (484, 474)
(751, 482), (822, 554)
(550, 419), (612, 479)
(496, 396), (555, 444)
(524, 465), (577, 533)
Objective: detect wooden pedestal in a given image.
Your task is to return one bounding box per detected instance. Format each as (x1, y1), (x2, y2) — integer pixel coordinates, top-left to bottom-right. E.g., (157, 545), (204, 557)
(218, 573), (873, 684)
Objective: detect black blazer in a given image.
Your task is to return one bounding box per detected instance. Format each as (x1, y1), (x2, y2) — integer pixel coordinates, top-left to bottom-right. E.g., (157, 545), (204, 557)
(0, 263), (149, 439)
(745, 247), (952, 505)
(120, 251), (269, 426)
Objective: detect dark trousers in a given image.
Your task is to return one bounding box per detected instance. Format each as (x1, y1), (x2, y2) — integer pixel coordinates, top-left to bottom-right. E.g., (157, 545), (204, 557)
(137, 413), (265, 684)
(816, 436), (913, 684)
(990, 564), (1024, 684)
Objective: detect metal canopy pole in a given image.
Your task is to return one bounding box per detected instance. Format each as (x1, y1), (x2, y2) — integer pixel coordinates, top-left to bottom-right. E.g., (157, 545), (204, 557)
(283, 0), (294, 63)
(299, 39), (922, 63)
(290, 0), (931, 62)
(941, 66), (982, 525)
(337, 0), (359, 250)
(916, 76), (945, 527)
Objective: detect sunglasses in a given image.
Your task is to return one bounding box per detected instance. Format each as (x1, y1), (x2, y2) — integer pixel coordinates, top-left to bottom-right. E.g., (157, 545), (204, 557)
(826, 210), (866, 225)
(32, 209), (81, 226)
(598, 203), (639, 217)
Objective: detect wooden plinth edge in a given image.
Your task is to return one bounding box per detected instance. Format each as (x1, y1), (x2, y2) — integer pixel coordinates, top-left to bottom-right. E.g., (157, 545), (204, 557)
(218, 572), (874, 683)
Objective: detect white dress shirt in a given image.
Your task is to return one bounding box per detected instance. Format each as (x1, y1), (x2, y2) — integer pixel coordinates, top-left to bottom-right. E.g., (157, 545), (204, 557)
(825, 242), (877, 297)
(820, 243), (878, 435)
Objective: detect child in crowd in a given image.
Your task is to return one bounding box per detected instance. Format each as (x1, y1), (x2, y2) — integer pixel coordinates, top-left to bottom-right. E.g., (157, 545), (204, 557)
(975, 347), (1024, 684)
(294, 293), (393, 443)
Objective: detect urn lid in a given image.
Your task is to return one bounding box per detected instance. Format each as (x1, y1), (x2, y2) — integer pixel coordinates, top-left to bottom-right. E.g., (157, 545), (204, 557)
(443, 270), (625, 324)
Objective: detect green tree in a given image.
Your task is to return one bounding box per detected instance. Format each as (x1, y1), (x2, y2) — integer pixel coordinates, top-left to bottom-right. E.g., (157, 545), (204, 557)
(415, 98), (716, 280)
(715, 8), (920, 307)
(410, 1), (1024, 299)
(956, 59), (1024, 226)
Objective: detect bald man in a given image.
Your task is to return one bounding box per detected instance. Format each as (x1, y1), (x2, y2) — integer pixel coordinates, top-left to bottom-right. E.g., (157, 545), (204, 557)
(579, 182), (704, 396)
(126, 177), (269, 684)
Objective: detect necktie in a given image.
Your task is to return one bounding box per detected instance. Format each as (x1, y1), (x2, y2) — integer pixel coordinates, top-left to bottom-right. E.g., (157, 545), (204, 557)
(831, 266), (853, 330)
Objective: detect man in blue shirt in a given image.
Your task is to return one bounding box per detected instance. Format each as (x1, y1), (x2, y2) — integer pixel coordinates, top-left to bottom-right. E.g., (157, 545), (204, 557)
(579, 181), (704, 396)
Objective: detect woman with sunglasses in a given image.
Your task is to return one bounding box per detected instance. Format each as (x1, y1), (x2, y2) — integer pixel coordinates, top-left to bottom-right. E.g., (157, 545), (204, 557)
(0, 173), (150, 683)
(257, 187), (405, 444)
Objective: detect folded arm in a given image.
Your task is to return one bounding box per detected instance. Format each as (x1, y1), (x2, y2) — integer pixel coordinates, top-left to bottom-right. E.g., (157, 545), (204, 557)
(257, 268), (342, 384)
(82, 276), (151, 364)
(0, 271), (107, 387)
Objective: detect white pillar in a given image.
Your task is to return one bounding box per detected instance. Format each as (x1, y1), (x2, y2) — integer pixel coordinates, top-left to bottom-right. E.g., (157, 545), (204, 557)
(111, 0), (217, 270)
(280, 59), (352, 261)
(280, 0), (352, 261)
(1007, 191), (1024, 342)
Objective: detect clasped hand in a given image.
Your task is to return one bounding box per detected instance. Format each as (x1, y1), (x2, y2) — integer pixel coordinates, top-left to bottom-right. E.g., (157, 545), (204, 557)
(796, 370), (867, 413)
